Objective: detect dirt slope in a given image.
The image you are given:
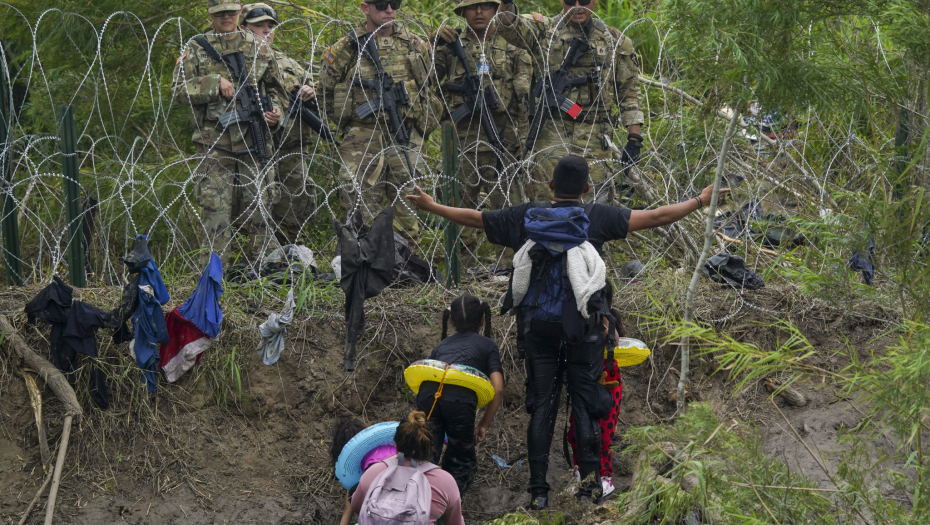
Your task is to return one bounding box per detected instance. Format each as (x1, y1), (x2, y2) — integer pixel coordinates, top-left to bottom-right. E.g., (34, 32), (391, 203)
(0, 282), (898, 524)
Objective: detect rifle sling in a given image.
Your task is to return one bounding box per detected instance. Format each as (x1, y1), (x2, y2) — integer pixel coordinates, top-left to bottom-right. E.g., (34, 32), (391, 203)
(194, 36), (222, 63)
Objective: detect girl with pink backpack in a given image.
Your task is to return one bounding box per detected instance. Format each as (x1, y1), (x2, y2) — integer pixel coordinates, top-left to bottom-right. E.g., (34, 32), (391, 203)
(352, 411), (465, 525)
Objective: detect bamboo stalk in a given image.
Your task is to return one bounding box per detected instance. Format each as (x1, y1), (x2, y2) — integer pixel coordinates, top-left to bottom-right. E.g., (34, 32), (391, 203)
(677, 106), (743, 414)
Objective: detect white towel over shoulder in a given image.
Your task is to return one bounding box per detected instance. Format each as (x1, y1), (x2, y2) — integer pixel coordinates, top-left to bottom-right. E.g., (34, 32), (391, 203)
(511, 240), (606, 319)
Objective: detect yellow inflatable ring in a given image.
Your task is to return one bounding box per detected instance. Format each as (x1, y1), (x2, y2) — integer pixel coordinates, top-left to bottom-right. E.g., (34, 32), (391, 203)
(404, 359), (495, 408)
(606, 337), (651, 367)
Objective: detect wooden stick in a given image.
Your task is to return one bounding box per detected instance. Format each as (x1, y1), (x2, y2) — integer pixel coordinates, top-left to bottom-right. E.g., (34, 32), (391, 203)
(716, 233), (780, 256)
(731, 482), (837, 493)
(17, 469), (53, 525)
(44, 414), (73, 525)
(0, 316), (82, 422)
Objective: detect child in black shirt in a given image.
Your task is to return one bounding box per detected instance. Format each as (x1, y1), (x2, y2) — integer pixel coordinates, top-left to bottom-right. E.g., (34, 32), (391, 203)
(415, 295), (505, 492)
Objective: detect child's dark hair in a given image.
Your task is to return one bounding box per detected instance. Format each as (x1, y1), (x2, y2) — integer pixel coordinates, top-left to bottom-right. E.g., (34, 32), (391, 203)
(330, 419), (366, 467)
(394, 411), (433, 461)
(441, 295), (492, 340)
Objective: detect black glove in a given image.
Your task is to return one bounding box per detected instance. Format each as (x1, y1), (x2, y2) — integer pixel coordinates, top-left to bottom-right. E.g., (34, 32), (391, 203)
(621, 132), (642, 168)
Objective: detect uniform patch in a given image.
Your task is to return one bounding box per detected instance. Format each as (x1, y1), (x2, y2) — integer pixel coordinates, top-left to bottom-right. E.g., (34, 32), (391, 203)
(534, 12), (546, 23)
(597, 45), (606, 56)
(176, 49), (187, 65)
(323, 48), (336, 63)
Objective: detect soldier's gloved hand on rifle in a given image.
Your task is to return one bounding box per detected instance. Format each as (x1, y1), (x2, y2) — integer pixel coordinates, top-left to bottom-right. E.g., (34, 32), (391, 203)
(264, 106), (280, 126)
(219, 77), (235, 100)
(296, 84), (315, 102)
(429, 25), (458, 45)
(495, 0), (516, 24)
(621, 132), (643, 168)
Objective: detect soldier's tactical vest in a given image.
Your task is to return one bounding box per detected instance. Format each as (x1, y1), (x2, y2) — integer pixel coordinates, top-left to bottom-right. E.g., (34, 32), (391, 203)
(443, 31), (531, 121)
(332, 25), (432, 134)
(195, 32), (275, 149)
(539, 18), (617, 118)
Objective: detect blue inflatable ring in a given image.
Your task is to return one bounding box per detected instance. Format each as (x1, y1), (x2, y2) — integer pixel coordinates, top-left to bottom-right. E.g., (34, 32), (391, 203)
(334, 421), (399, 490)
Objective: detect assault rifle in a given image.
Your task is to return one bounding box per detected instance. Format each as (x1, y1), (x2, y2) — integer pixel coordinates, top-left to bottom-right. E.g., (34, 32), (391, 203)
(524, 37), (599, 154)
(350, 31), (415, 176)
(442, 36), (509, 155)
(280, 86), (340, 145)
(194, 36), (274, 169)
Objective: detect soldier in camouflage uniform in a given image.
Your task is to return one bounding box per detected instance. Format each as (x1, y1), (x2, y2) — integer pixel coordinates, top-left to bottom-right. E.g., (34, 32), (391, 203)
(320, 0), (439, 245)
(240, 3), (320, 244)
(432, 0), (532, 268)
(498, 0), (644, 204)
(172, 0), (285, 263)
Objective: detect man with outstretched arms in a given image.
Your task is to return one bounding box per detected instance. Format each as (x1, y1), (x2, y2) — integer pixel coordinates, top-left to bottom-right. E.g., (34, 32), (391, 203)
(172, 0), (284, 263)
(320, 0), (439, 245)
(240, 3), (321, 244)
(431, 0), (532, 267)
(406, 155), (728, 508)
(496, 0), (644, 203)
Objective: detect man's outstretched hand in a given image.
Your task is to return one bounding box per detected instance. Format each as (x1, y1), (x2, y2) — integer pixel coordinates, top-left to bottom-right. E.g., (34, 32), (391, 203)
(406, 186), (435, 210)
(698, 184), (731, 207)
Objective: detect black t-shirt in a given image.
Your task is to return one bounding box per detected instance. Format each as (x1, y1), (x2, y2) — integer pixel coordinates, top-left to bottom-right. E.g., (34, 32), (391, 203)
(417, 331), (503, 405)
(482, 201), (631, 254)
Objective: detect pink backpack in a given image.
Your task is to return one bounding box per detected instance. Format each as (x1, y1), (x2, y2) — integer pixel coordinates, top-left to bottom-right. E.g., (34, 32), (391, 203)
(358, 454), (438, 525)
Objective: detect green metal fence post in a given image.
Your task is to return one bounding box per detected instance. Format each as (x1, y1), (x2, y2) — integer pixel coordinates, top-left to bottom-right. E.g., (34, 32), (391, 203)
(59, 105), (85, 288)
(441, 121), (460, 287)
(0, 55), (22, 286)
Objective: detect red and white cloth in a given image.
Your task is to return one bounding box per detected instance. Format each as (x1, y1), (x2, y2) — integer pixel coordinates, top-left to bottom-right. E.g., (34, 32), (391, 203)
(160, 307), (214, 382)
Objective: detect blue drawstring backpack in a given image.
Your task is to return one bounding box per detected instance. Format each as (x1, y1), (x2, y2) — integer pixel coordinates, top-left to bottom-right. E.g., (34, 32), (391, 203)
(520, 205), (591, 322)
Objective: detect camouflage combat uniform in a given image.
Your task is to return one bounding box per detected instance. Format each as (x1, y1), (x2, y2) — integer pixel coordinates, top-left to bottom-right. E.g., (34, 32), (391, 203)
(172, 30), (283, 261)
(321, 23), (439, 243)
(270, 52), (320, 244)
(498, 9), (644, 203)
(434, 23), (532, 265)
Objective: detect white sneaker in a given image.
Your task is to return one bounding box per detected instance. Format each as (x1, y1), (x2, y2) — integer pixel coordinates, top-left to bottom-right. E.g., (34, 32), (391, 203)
(600, 476), (615, 497)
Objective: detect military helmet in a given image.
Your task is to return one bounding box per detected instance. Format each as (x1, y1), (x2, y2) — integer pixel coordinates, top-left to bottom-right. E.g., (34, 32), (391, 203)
(207, 0), (242, 15)
(240, 3), (278, 25)
(453, 0), (501, 16)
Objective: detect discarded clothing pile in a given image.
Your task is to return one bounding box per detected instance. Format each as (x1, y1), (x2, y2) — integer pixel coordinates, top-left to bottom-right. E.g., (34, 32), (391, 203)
(703, 252), (765, 290)
(847, 237), (875, 286)
(25, 235), (226, 401)
(25, 276), (118, 408)
(715, 199), (803, 248)
(226, 244), (337, 284)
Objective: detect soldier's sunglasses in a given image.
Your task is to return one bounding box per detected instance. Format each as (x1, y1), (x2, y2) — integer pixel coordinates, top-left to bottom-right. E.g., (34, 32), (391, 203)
(464, 2), (498, 11)
(245, 7), (278, 22)
(564, 0), (592, 5)
(366, 0), (402, 11)
(211, 10), (240, 18)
